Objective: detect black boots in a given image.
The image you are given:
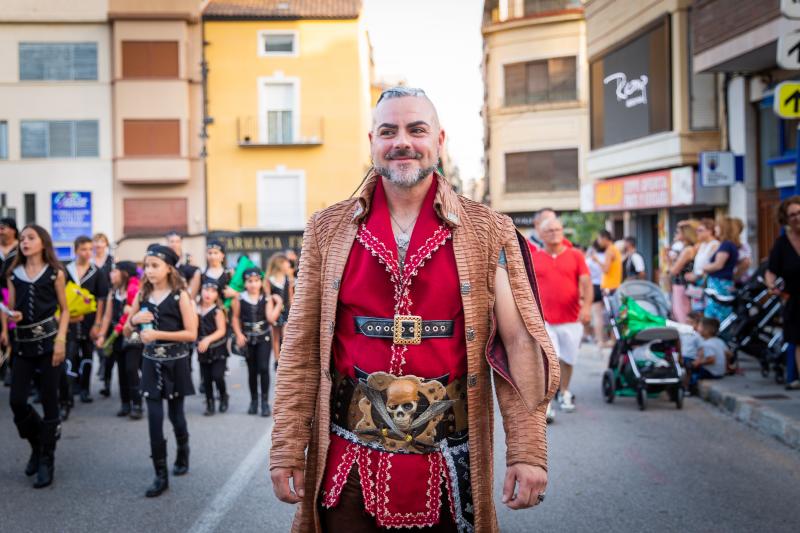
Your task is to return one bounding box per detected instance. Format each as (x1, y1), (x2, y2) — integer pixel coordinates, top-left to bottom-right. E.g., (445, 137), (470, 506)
(79, 390), (93, 403)
(33, 419), (59, 489)
(117, 403), (131, 417)
(173, 434), (190, 476)
(15, 409), (42, 477)
(145, 439), (169, 497)
(130, 401), (143, 420)
(248, 398), (258, 415)
(261, 394), (271, 418)
(219, 394), (229, 413)
(204, 398), (215, 416)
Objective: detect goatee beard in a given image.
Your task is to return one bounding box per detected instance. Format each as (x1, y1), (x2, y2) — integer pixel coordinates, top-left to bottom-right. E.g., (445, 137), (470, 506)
(374, 164), (437, 188)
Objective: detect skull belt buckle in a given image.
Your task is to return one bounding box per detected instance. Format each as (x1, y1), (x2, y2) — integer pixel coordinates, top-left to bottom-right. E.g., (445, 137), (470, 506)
(393, 315), (422, 345)
(154, 345), (167, 357)
(31, 325), (45, 337)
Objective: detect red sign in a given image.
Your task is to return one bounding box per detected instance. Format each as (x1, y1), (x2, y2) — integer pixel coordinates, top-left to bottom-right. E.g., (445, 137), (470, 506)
(594, 170), (671, 211)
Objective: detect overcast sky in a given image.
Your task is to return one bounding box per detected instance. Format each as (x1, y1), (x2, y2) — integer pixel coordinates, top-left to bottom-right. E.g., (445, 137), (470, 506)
(362, 0), (485, 184)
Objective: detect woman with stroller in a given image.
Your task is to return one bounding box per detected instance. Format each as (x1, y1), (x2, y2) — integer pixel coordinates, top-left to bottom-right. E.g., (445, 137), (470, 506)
(669, 220), (699, 323)
(702, 217), (739, 321)
(766, 196), (800, 390)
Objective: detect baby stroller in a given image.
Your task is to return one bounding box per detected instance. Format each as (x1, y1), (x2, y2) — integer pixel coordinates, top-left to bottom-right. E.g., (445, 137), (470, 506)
(602, 280), (685, 410)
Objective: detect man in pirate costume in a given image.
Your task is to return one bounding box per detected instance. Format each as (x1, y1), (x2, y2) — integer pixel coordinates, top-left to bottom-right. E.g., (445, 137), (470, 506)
(270, 88), (559, 532)
(63, 235), (109, 408)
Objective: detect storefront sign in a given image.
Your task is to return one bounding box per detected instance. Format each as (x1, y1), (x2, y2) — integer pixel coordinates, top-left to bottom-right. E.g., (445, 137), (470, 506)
(594, 170), (671, 211)
(699, 151), (742, 186)
(777, 30), (800, 70)
(51, 192), (91, 242)
(590, 17), (671, 148)
(781, 0), (800, 19)
(206, 230), (303, 270)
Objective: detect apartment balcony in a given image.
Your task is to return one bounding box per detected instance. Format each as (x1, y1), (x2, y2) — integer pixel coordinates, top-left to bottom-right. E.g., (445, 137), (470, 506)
(237, 114), (323, 147)
(485, 0), (582, 26)
(115, 157), (190, 184)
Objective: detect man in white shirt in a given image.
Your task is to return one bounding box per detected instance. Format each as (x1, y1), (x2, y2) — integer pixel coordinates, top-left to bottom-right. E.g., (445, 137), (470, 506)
(622, 236), (646, 280)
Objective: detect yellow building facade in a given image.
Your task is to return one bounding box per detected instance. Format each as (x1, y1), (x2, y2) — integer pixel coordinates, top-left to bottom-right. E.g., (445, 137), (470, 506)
(203, 1), (372, 234)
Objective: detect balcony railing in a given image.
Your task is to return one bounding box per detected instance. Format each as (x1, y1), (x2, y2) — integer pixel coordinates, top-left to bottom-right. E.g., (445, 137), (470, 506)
(523, 0), (581, 16)
(237, 114), (323, 147)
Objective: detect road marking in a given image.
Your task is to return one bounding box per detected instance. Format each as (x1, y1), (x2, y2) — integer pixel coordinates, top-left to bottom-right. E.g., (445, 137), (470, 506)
(187, 425), (273, 533)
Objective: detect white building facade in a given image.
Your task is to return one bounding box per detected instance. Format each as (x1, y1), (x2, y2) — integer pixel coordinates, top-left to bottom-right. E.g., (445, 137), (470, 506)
(0, 2), (113, 259)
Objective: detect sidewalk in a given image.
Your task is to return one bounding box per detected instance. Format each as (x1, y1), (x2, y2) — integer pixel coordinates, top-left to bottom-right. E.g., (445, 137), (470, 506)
(698, 357), (800, 451)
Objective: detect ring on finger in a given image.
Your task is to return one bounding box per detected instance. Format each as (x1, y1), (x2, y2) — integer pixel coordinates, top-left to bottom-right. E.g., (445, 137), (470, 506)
(536, 492), (546, 504)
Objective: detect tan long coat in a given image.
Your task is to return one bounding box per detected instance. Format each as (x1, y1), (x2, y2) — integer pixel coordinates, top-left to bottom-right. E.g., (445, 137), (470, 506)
(270, 173), (559, 532)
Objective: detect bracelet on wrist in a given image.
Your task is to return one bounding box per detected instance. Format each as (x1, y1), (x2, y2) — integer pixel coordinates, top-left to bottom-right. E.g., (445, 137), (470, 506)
(54, 337), (66, 344)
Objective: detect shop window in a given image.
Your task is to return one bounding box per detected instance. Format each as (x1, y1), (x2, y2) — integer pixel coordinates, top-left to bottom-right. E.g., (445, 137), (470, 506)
(124, 198), (187, 236)
(19, 42), (97, 81)
(21, 120), (99, 158)
(121, 41), (179, 78)
(504, 148), (579, 193)
(504, 57), (577, 106)
(123, 119), (180, 156)
(758, 96), (798, 190)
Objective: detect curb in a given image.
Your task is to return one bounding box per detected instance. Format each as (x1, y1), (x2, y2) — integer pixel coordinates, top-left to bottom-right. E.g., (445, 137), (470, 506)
(698, 381), (800, 451)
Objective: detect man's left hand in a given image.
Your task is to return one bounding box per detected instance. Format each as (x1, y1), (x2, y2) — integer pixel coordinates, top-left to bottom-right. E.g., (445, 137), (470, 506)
(579, 306), (591, 326)
(502, 463), (547, 510)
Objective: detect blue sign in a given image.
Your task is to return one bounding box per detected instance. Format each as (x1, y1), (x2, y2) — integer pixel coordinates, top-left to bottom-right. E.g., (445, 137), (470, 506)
(51, 192), (92, 242)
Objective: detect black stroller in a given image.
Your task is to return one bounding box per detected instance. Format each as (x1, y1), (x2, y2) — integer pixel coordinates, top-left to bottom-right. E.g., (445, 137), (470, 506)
(602, 281), (686, 410)
(705, 263), (786, 383)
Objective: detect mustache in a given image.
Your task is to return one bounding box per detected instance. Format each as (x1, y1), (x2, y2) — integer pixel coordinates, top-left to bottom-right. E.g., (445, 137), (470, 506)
(384, 149), (423, 160)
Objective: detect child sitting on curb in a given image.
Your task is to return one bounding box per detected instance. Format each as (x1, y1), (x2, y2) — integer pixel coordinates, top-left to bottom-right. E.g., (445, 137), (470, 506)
(685, 317), (730, 394)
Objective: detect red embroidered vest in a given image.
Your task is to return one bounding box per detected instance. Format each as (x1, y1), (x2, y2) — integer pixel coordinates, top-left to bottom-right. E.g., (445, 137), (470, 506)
(321, 177), (467, 528)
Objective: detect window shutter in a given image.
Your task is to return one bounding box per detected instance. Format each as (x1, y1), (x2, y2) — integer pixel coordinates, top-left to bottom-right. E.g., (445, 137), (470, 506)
(76, 120), (99, 156)
(48, 121), (74, 157)
(43, 45), (70, 81)
(525, 61), (549, 104)
(73, 43), (98, 80)
(504, 63), (526, 106)
(20, 121), (48, 158)
(548, 57), (577, 101)
(19, 43), (44, 80)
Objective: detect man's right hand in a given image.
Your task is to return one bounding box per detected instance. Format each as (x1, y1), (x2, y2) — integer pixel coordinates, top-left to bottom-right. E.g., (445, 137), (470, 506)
(271, 467), (305, 504)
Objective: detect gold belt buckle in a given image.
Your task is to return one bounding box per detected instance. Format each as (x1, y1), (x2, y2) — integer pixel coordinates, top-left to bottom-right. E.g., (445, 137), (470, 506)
(393, 315), (422, 345)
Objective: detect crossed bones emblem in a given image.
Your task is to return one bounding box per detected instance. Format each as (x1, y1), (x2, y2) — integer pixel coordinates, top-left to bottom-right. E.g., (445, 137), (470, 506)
(354, 372), (454, 452)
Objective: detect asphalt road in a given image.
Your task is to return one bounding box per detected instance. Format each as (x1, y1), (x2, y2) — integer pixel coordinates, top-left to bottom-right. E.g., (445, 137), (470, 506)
(0, 346), (798, 532)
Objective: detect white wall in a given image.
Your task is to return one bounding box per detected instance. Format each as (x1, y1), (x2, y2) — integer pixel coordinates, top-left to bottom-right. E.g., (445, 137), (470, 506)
(0, 23), (113, 243)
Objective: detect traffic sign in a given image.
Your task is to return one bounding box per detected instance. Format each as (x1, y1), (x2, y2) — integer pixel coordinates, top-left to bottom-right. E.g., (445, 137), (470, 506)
(774, 81), (800, 118)
(782, 0), (800, 19)
(778, 31), (800, 69)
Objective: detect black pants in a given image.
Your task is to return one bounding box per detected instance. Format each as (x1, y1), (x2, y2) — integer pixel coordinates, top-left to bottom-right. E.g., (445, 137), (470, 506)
(124, 344), (143, 404)
(245, 342), (270, 401)
(200, 359), (227, 402)
(65, 335), (94, 394)
(146, 396), (187, 445)
(10, 353), (60, 424)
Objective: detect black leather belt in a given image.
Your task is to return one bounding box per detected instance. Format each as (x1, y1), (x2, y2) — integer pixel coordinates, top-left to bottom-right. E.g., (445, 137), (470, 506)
(143, 342), (191, 361)
(355, 316), (454, 345)
(14, 316), (58, 343)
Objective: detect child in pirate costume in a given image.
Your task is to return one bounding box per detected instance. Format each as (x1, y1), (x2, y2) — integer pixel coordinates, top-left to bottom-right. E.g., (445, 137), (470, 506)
(64, 235), (109, 408)
(2, 225), (70, 489)
(125, 244), (197, 497)
(166, 231), (201, 299)
(231, 267), (281, 416)
(197, 280), (229, 415)
(96, 261), (143, 419)
(1, 217), (20, 386)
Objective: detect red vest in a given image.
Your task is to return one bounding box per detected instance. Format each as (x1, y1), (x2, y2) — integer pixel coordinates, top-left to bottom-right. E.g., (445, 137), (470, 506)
(321, 178), (466, 528)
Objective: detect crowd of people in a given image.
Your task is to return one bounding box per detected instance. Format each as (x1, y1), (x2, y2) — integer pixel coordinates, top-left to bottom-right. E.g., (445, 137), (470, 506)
(0, 218), (296, 493)
(525, 198), (800, 420)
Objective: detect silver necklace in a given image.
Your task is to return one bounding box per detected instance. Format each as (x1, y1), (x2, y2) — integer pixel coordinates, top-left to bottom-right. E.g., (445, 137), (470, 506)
(389, 211), (418, 253)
